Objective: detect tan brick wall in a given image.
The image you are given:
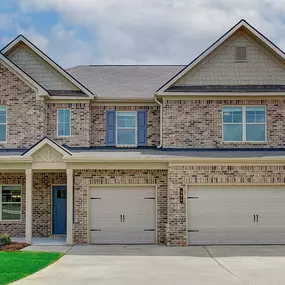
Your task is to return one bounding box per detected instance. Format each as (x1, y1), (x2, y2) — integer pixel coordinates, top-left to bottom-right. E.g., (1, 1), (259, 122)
(91, 105), (160, 147)
(167, 165), (285, 246)
(32, 173), (66, 237)
(73, 169), (167, 244)
(0, 173), (25, 237)
(163, 99), (285, 148)
(8, 45), (77, 90)
(0, 172), (66, 238)
(46, 103), (91, 147)
(0, 63), (46, 148)
(175, 32), (285, 86)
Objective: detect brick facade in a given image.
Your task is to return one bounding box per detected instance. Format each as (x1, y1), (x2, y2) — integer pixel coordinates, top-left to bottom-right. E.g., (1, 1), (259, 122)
(0, 172), (66, 238)
(0, 173), (26, 237)
(163, 99), (285, 148)
(32, 173), (66, 237)
(46, 103), (91, 147)
(73, 169), (167, 244)
(0, 63), (46, 148)
(167, 165), (285, 246)
(91, 105), (160, 147)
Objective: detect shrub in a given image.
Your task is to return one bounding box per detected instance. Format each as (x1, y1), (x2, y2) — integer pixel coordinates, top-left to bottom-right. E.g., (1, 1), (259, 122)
(1, 233), (11, 245)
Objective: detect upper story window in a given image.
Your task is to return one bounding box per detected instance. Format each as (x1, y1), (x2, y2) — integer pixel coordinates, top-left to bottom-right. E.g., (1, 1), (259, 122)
(1, 185), (21, 221)
(235, 46), (247, 62)
(106, 110), (147, 147)
(57, 109), (71, 137)
(116, 112), (137, 146)
(223, 106), (266, 142)
(0, 106), (7, 143)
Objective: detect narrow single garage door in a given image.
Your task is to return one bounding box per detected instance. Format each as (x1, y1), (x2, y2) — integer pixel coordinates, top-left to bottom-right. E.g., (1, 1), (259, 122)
(90, 186), (156, 244)
(188, 186), (285, 245)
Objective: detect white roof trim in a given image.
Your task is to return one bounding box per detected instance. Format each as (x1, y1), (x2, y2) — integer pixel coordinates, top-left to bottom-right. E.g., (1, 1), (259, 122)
(155, 19), (285, 94)
(22, 137), (72, 157)
(2, 35), (95, 99)
(0, 54), (48, 96)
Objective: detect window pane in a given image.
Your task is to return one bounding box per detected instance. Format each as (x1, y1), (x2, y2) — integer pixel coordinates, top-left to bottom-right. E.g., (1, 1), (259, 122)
(117, 112), (136, 128)
(58, 110), (65, 122)
(0, 106), (6, 124)
(2, 203), (21, 220)
(64, 123), (70, 136)
(223, 107), (242, 123)
(246, 107), (265, 123)
(65, 109), (70, 122)
(58, 123), (64, 136)
(223, 124), (243, 141)
(0, 125), (6, 141)
(117, 129), (136, 145)
(246, 124), (265, 141)
(2, 186), (21, 203)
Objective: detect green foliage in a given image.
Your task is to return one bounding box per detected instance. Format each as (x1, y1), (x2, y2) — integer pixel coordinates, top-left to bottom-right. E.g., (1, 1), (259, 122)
(0, 234), (11, 246)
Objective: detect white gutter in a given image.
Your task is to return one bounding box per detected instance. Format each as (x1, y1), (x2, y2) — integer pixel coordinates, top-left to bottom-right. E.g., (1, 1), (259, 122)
(154, 95), (163, 148)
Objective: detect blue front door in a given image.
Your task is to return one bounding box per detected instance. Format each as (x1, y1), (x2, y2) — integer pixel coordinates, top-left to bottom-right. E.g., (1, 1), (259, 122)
(52, 186), (67, 235)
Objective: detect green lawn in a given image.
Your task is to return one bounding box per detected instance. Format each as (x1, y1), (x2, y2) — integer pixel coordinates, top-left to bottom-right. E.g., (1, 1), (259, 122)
(0, 251), (62, 285)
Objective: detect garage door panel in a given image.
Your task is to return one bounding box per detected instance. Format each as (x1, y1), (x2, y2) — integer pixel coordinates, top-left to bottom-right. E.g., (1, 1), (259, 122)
(188, 186), (285, 245)
(90, 186), (156, 244)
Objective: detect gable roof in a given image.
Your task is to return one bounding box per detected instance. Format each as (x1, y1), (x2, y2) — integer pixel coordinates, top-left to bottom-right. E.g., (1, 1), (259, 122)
(67, 65), (184, 99)
(1, 35), (95, 99)
(21, 137), (72, 157)
(156, 19), (285, 95)
(0, 53), (48, 96)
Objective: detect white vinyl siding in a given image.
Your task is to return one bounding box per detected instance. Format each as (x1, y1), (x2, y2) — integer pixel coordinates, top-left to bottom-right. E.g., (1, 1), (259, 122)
(223, 106), (266, 142)
(116, 112), (137, 146)
(0, 106), (7, 143)
(0, 185), (22, 221)
(57, 109), (71, 137)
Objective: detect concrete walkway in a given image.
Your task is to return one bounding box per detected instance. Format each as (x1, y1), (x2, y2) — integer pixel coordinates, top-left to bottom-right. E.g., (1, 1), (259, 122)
(12, 245), (285, 285)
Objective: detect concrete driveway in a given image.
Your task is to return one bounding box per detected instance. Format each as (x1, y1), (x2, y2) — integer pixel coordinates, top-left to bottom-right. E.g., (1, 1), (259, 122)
(13, 245), (285, 285)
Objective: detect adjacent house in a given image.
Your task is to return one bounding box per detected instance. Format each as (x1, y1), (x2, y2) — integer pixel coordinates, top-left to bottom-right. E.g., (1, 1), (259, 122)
(1, 19), (285, 246)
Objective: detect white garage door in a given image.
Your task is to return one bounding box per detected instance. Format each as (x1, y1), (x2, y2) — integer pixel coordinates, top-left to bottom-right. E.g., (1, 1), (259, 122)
(90, 186), (156, 244)
(188, 186), (285, 245)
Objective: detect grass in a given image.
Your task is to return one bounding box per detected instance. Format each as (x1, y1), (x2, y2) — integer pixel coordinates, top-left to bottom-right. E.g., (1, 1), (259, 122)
(0, 251), (62, 285)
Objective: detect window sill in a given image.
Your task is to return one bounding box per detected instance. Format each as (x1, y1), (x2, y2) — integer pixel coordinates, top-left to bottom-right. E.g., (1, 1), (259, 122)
(0, 220), (22, 223)
(116, 145), (137, 148)
(223, 141), (267, 144)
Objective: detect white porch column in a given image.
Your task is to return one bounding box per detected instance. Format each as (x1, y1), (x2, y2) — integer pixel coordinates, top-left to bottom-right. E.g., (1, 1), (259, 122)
(25, 169), (33, 244)
(66, 169), (73, 245)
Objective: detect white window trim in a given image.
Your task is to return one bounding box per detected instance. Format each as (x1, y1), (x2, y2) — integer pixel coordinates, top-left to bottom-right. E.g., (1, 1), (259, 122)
(0, 185), (22, 221)
(235, 45), (247, 62)
(57, 108), (71, 137)
(0, 105), (7, 144)
(116, 111), (137, 147)
(222, 105), (267, 143)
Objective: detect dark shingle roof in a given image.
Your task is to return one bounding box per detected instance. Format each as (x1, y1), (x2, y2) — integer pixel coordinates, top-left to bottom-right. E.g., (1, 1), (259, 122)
(166, 85), (285, 92)
(48, 90), (89, 97)
(66, 65), (185, 99)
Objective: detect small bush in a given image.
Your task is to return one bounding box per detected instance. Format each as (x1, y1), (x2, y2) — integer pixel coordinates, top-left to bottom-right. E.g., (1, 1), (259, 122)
(1, 233), (11, 245)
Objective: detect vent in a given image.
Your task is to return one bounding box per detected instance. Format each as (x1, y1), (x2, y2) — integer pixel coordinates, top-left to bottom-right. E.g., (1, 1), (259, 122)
(235, 46), (247, 62)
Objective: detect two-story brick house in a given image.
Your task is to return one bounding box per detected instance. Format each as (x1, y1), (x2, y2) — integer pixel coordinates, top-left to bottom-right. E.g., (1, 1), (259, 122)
(1, 19), (285, 246)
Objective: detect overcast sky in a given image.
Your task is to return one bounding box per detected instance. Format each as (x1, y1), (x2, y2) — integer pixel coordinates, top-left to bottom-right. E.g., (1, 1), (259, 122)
(0, 0), (285, 68)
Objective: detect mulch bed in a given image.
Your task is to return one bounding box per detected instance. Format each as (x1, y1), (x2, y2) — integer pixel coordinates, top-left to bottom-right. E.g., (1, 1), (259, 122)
(0, 242), (29, 252)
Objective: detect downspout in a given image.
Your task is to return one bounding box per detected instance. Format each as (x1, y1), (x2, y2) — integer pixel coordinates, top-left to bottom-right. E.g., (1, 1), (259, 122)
(154, 95), (163, 148)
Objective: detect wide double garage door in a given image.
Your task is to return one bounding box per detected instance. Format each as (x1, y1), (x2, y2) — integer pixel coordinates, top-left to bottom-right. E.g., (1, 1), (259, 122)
(188, 186), (285, 245)
(89, 186), (156, 244)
